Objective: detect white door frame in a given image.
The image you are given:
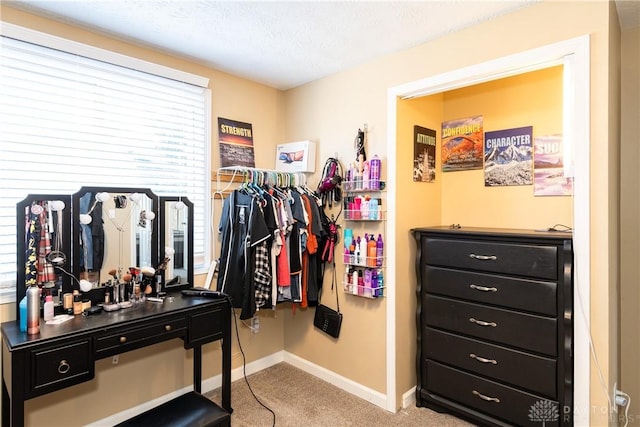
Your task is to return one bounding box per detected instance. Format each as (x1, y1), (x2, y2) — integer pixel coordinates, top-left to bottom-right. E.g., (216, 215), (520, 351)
(386, 35), (590, 426)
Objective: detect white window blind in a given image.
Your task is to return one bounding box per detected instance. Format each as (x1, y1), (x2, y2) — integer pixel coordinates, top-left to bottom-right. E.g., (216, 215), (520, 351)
(0, 32), (211, 303)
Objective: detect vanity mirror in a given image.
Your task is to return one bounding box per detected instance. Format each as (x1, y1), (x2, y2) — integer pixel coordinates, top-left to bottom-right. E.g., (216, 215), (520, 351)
(159, 197), (193, 291)
(15, 195), (72, 304)
(71, 187), (159, 288)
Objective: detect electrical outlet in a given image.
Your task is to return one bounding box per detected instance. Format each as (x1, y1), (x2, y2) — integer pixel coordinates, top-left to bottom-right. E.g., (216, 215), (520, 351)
(614, 382), (629, 409)
(112, 355), (119, 365)
(251, 316), (260, 333)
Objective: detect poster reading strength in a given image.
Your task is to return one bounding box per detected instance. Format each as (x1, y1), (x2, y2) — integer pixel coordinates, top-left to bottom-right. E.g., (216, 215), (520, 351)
(441, 115), (484, 172)
(413, 125), (437, 182)
(534, 134), (573, 196)
(218, 117), (255, 168)
(484, 126), (533, 186)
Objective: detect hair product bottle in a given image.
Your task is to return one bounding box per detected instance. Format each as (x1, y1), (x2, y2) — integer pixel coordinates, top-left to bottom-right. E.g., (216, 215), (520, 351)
(26, 285), (40, 335)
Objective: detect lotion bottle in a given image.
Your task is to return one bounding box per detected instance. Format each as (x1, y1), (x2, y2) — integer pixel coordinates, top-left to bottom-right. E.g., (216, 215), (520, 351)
(43, 295), (54, 321)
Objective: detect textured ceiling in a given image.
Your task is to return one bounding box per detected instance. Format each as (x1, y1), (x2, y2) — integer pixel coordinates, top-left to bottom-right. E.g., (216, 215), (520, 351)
(4, 1), (639, 90)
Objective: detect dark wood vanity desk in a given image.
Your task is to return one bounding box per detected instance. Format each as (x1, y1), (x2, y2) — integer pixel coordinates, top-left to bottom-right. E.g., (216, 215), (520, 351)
(2, 293), (232, 427)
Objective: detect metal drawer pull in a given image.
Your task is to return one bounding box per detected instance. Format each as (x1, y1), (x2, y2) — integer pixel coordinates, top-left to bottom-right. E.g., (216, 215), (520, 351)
(469, 353), (498, 364)
(165, 325), (172, 331)
(58, 359), (70, 374)
(469, 284), (498, 292)
(469, 317), (497, 327)
(120, 336), (127, 343)
(469, 253), (497, 261)
(472, 390), (500, 403)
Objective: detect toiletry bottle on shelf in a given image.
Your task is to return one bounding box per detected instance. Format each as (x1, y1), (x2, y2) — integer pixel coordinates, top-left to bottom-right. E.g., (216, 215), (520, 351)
(43, 295), (54, 321)
(376, 270), (384, 297)
(367, 235), (377, 267)
(371, 270), (378, 297)
(352, 270), (359, 295)
(26, 285), (40, 335)
(376, 234), (384, 267)
(370, 155), (381, 190)
(362, 161), (370, 189)
(364, 269), (372, 297)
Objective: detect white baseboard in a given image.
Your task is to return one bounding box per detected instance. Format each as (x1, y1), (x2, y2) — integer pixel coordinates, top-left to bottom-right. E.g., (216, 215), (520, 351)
(402, 386), (416, 409)
(90, 350), (392, 425)
(283, 352), (389, 410)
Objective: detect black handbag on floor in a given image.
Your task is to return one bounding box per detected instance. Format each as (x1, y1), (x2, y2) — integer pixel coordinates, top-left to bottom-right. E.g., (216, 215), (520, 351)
(314, 263), (342, 338)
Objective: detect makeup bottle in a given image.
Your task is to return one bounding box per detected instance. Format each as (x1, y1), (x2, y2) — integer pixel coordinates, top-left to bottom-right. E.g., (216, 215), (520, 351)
(73, 293), (82, 315)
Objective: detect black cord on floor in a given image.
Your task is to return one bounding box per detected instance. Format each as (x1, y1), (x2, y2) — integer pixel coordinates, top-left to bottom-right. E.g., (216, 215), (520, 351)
(227, 296), (276, 427)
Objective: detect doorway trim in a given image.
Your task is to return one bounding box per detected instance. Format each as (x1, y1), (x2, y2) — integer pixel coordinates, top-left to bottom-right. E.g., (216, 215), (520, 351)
(386, 35), (590, 425)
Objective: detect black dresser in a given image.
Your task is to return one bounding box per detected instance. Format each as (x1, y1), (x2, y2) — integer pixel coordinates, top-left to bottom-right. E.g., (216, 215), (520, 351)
(413, 226), (573, 427)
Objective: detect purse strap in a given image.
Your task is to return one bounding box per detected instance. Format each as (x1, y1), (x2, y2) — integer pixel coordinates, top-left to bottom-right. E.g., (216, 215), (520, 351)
(332, 260), (340, 313)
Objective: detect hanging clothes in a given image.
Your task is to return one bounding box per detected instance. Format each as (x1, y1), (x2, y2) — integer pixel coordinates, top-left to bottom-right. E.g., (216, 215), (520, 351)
(217, 190), (270, 320)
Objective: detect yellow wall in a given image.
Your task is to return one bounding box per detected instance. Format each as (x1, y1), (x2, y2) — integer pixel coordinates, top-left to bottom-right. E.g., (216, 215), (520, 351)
(620, 25), (640, 425)
(440, 67), (572, 229)
(0, 5), (286, 426)
(394, 94), (443, 401)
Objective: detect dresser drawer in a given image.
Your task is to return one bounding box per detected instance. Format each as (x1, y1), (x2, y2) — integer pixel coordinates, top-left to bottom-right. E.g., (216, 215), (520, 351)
(425, 265), (557, 316)
(426, 360), (561, 427)
(95, 318), (187, 356)
(424, 328), (557, 398)
(424, 295), (557, 356)
(29, 339), (94, 398)
(424, 237), (558, 280)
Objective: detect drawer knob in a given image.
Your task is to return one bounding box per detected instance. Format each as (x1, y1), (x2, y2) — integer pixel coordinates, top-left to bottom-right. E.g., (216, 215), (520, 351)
(472, 390), (500, 403)
(469, 353), (498, 364)
(469, 284), (498, 292)
(469, 253), (497, 261)
(165, 325), (172, 331)
(58, 360), (71, 374)
(120, 336), (127, 343)
(469, 317), (497, 327)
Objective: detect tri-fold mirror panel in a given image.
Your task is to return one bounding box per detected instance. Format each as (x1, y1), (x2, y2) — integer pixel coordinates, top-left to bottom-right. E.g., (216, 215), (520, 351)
(16, 187), (193, 307)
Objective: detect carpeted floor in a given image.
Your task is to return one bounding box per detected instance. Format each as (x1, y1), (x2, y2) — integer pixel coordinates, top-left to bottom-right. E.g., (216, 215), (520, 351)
(206, 362), (475, 426)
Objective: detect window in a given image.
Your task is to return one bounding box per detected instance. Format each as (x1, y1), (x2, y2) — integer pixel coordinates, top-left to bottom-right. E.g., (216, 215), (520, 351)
(0, 24), (211, 303)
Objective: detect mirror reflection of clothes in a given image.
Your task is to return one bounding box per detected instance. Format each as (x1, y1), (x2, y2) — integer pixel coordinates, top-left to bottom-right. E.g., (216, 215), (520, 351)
(79, 192), (105, 271)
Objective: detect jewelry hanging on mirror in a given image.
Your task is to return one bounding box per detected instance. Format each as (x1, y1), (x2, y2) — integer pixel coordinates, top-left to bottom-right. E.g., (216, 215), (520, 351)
(46, 200), (67, 267)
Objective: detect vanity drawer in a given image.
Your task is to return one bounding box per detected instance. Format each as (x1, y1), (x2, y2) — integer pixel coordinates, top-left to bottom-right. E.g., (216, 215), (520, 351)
(29, 339), (94, 398)
(426, 360), (561, 427)
(95, 318), (187, 356)
(424, 328), (557, 398)
(424, 265), (557, 316)
(424, 237), (558, 280)
(186, 304), (227, 347)
(424, 295), (557, 356)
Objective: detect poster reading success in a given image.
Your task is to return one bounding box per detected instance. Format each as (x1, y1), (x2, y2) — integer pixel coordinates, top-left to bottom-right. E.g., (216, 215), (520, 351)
(441, 115), (484, 172)
(534, 134), (573, 196)
(413, 125), (436, 182)
(218, 117), (255, 168)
